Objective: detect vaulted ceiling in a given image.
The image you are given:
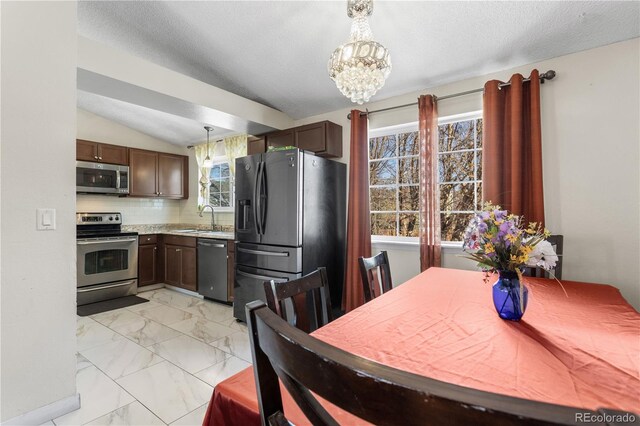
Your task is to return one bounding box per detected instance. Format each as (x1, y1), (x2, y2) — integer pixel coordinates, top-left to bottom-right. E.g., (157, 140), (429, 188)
(77, 1), (639, 143)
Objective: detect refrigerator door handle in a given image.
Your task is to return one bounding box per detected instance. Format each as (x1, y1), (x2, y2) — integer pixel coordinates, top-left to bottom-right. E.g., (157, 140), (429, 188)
(260, 161), (267, 233)
(237, 247), (290, 257)
(254, 161), (263, 235)
(237, 270), (288, 283)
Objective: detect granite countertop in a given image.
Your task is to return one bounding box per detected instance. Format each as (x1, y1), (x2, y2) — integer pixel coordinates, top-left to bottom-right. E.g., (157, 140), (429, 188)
(122, 224), (235, 240)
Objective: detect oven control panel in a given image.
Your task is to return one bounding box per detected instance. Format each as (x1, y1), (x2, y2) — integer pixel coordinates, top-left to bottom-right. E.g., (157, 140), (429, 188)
(76, 212), (122, 225)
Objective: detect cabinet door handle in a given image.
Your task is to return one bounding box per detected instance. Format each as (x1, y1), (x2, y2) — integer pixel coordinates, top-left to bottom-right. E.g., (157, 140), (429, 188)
(153, 247), (157, 251)
(98, 156), (103, 160)
(94, 155), (98, 160)
(176, 248), (181, 252)
(159, 192), (163, 195)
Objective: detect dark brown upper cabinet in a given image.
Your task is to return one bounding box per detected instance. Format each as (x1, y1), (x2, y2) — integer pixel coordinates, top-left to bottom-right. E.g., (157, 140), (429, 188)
(266, 129), (295, 150)
(77, 139), (128, 165)
(295, 121), (342, 158)
(129, 148), (189, 199)
(252, 121), (342, 158)
(247, 136), (266, 155)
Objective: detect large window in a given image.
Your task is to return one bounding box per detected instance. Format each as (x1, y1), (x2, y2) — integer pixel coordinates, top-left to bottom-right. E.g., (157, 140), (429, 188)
(369, 126), (420, 237)
(368, 112), (483, 242)
(438, 114), (483, 241)
(209, 161), (233, 208)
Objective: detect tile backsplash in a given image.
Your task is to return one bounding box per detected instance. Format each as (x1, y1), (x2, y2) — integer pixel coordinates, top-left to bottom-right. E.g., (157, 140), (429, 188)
(77, 195), (181, 225)
(179, 206), (235, 227)
(76, 195), (235, 226)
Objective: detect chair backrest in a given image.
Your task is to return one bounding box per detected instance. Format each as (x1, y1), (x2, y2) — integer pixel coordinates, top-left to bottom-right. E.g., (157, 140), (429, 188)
(246, 300), (622, 426)
(524, 235), (564, 280)
(358, 251), (393, 302)
(263, 267), (332, 333)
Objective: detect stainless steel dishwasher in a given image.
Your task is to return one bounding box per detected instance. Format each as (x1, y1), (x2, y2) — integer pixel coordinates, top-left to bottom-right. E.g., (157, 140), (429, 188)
(197, 238), (229, 302)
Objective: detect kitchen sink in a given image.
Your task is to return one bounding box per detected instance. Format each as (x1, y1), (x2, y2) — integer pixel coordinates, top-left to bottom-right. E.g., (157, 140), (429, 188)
(172, 229), (200, 233)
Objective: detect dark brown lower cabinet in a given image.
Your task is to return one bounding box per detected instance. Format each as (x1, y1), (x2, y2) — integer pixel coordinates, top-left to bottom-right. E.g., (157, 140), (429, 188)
(164, 240), (197, 292)
(138, 234), (162, 287)
(164, 245), (181, 286)
(181, 247), (197, 291)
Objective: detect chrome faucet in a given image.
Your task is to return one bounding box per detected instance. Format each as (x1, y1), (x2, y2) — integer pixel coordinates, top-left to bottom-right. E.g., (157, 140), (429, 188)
(199, 204), (216, 231)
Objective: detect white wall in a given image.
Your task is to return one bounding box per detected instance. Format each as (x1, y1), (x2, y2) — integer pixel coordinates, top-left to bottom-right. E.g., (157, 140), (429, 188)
(76, 109), (187, 225)
(1, 1), (78, 421)
(294, 38), (640, 309)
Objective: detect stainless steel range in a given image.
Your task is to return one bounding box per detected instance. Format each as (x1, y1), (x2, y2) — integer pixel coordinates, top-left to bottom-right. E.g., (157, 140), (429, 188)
(76, 212), (138, 305)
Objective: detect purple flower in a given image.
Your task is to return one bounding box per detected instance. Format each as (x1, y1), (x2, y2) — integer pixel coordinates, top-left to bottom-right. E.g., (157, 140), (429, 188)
(499, 221), (511, 234)
(494, 209), (507, 221)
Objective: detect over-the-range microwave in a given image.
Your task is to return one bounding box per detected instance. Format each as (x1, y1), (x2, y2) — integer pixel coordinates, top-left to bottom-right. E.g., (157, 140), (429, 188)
(76, 161), (129, 195)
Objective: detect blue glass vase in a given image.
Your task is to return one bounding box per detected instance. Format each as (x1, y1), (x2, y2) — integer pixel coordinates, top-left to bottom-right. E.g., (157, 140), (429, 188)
(492, 270), (528, 321)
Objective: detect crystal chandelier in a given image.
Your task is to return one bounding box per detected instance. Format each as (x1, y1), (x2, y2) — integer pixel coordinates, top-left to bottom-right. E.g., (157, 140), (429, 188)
(328, 0), (391, 104)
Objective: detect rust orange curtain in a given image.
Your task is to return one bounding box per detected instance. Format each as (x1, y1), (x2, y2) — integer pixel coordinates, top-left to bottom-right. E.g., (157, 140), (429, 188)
(418, 95), (441, 271)
(343, 110), (371, 312)
(483, 70), (545, 225)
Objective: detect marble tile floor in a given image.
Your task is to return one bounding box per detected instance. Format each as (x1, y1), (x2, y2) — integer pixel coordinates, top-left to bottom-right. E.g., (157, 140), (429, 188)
(50, 288), (250, 425)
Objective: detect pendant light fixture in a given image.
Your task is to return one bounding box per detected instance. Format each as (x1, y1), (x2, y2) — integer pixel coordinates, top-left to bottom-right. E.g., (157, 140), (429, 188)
(328, 0), (391, 104)
(203, 126), (214, 168)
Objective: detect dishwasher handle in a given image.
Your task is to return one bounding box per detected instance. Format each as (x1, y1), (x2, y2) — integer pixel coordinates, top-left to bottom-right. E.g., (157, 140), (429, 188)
(198, 242), (226, 248)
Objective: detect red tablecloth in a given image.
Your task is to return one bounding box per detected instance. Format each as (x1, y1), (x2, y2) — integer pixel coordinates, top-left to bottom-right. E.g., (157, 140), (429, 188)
(204, 268), (640, 425)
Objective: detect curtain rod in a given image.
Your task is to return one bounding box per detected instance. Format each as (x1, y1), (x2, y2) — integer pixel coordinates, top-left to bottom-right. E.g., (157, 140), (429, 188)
(347, 70), (556, 120)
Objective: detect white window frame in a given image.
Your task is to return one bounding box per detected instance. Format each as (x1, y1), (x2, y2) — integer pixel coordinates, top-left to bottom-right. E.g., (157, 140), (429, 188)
(368, 123), (420, 241)
(368, 111), (483, 245)
(207, 158), (235, 213)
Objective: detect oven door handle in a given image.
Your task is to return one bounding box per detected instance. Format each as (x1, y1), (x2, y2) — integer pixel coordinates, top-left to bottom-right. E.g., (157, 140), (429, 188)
(77, 238), (138, 245)
(77, 280), (137, 292)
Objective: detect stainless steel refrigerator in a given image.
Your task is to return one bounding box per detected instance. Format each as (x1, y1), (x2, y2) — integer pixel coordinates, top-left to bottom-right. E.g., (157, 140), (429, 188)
(233, 149), (346, 322)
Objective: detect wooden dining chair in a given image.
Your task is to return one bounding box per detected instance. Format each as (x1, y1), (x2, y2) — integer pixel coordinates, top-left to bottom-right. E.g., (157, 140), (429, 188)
(358, 251), (393, 302)
(523, 235), (564, 280)
(262, 267), (332, 333)
(246, 300), (621, 426)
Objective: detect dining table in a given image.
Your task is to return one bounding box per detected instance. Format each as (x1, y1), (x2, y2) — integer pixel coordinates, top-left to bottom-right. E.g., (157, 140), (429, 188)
(203, 267), (640, 425)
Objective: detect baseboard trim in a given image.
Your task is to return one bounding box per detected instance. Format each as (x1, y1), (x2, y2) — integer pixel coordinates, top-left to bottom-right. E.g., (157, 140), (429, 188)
(162, 283), (203, 299)
(2, 393), (80, 425)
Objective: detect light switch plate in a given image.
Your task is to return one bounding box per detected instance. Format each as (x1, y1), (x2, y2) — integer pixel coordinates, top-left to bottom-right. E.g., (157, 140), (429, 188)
(36, 208), (56, 230)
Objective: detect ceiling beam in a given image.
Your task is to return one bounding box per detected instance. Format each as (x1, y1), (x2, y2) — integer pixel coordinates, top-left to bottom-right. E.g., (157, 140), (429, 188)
(77, 36), (294, 135)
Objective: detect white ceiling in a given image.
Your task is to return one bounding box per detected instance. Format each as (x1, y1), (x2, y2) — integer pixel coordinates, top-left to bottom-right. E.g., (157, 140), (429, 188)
(78, 1), (639, 143)
(78, 90), (233, 145)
